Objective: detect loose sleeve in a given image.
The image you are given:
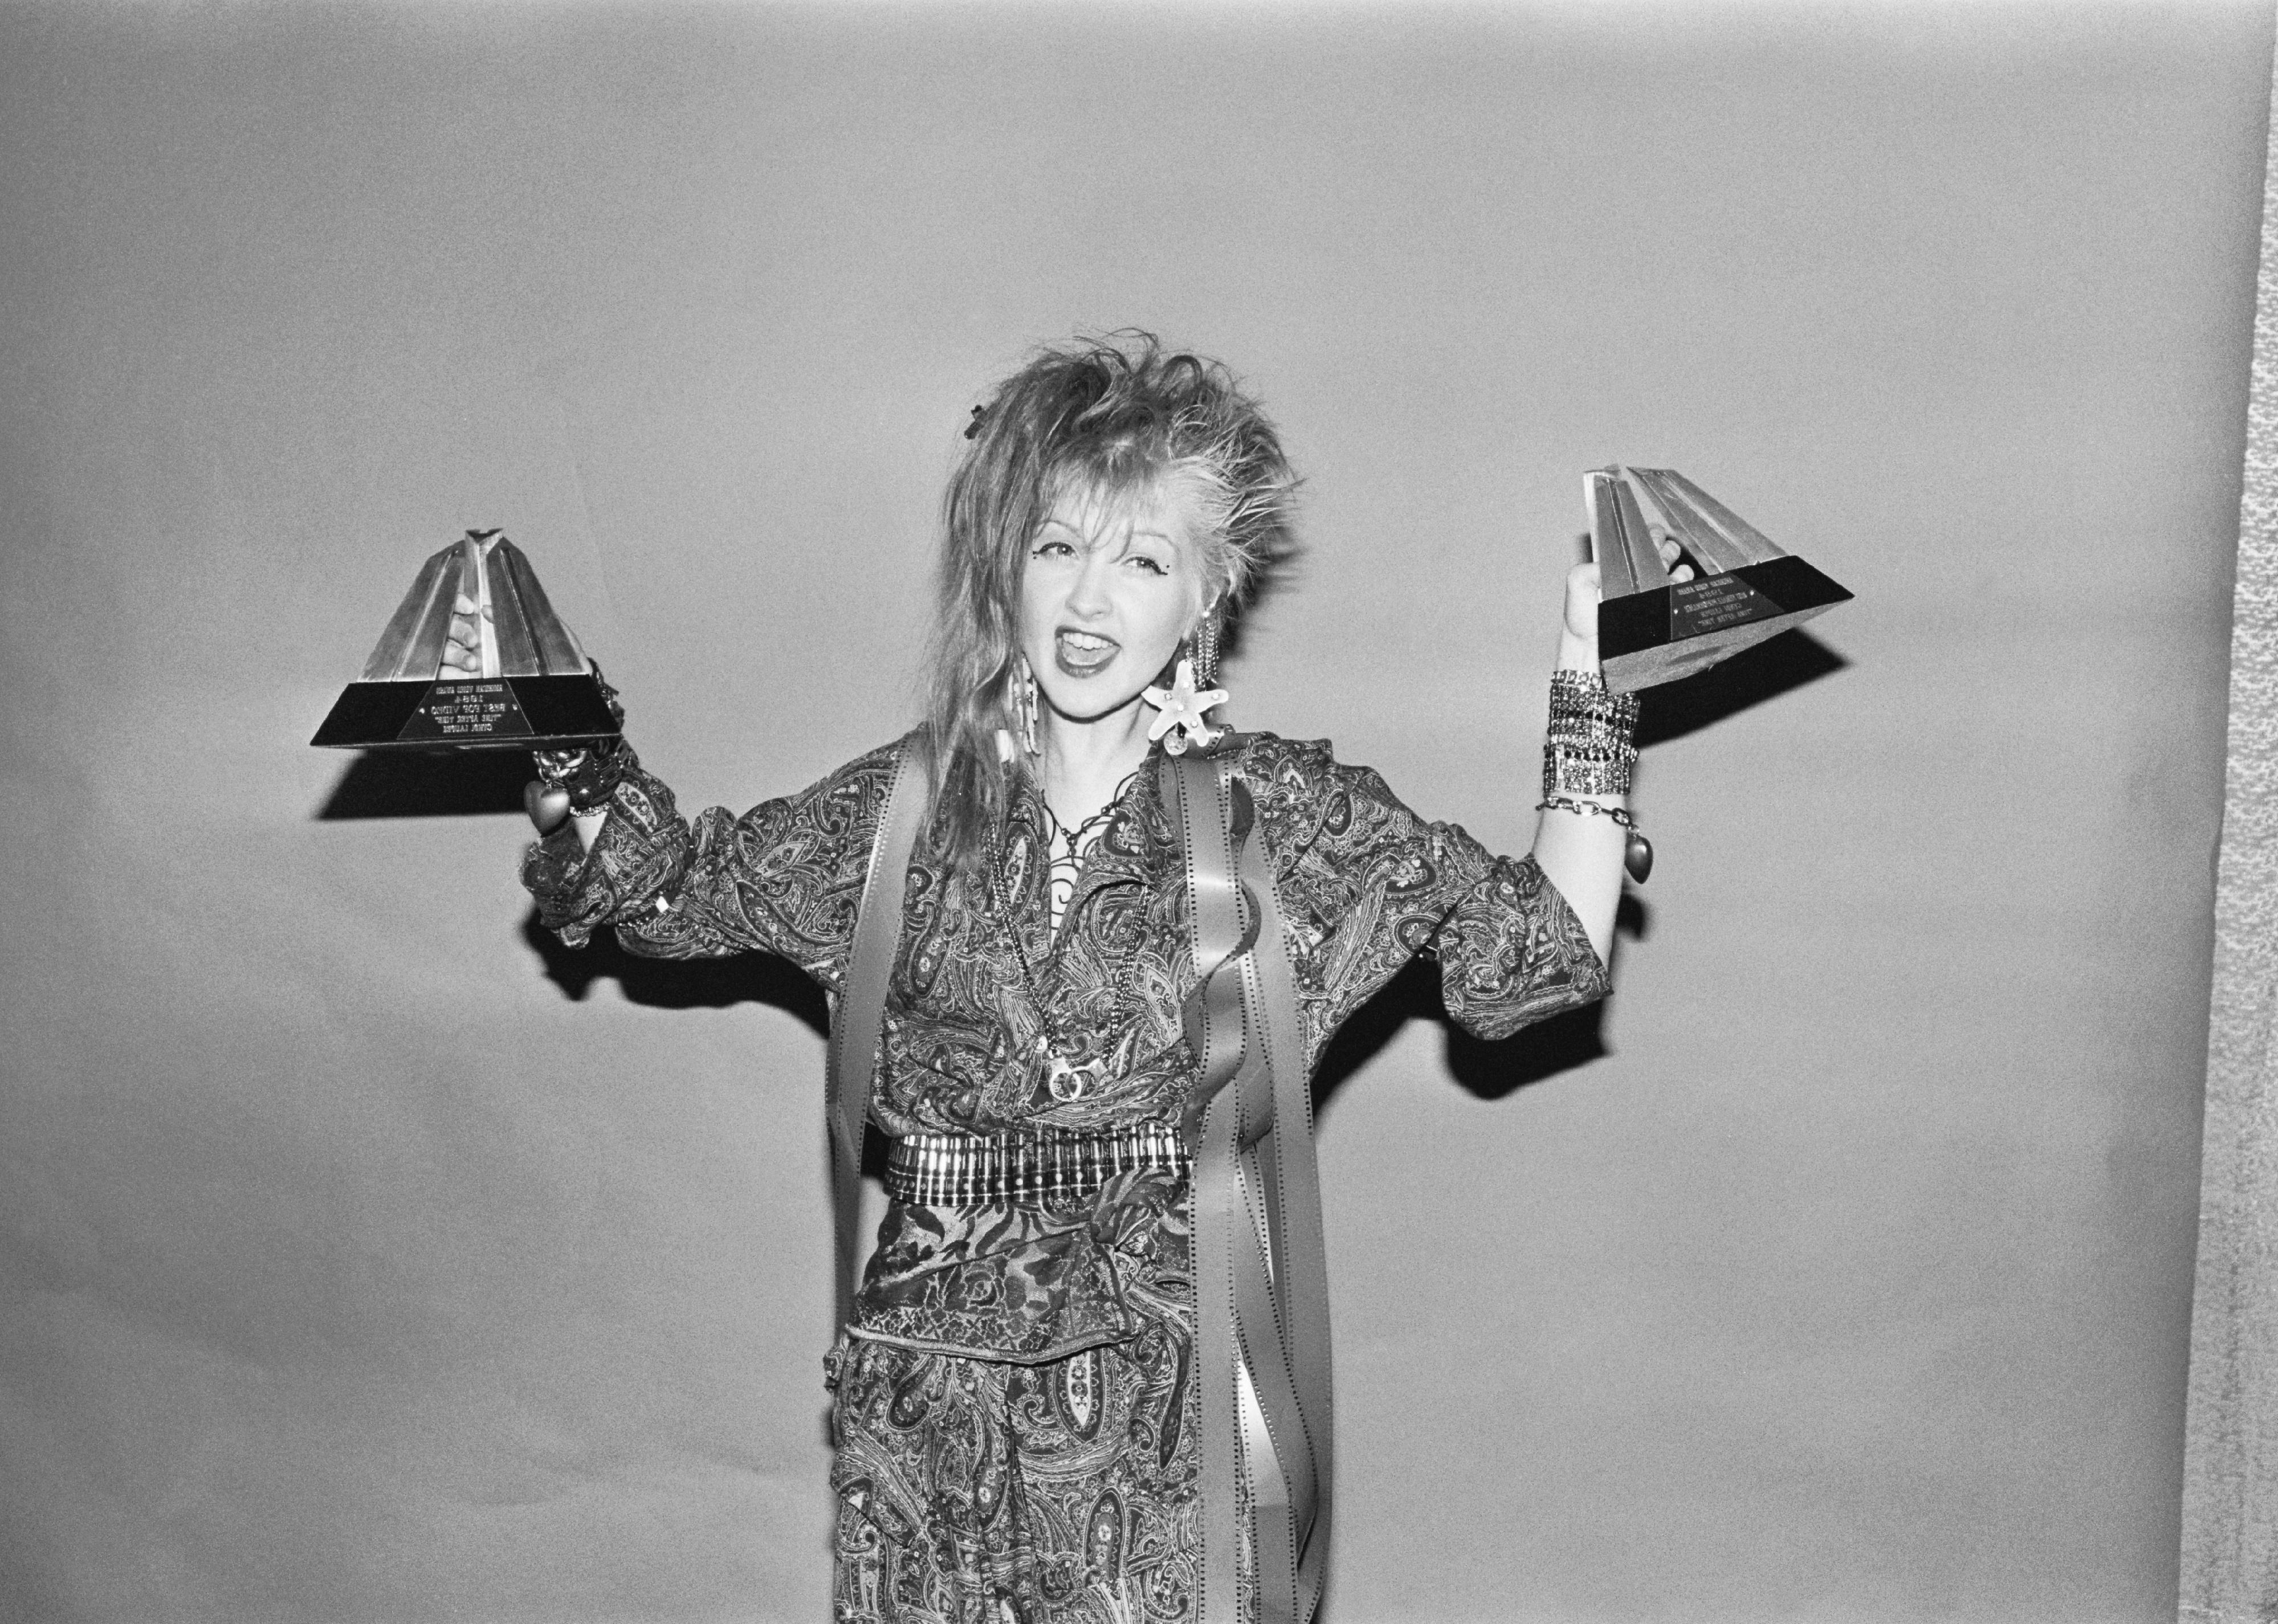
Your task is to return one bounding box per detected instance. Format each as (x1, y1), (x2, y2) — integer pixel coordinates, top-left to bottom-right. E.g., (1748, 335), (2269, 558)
(520, 740), (898, 994)
(1246, 736), (1612, 1054)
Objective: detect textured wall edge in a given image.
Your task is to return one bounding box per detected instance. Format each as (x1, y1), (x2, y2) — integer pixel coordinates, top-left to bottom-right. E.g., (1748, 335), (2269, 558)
(2181, 14), (2278, 1623)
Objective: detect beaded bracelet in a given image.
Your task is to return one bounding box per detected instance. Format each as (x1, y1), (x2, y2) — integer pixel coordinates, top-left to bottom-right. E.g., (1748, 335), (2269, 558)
(1545, 757), (1633, 797)
(1544, 668), (1640, 798)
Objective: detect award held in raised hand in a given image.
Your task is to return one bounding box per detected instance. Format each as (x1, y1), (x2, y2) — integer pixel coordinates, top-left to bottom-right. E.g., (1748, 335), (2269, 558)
(1587, 468), (1852, 693)
(309, 529), (621, 751)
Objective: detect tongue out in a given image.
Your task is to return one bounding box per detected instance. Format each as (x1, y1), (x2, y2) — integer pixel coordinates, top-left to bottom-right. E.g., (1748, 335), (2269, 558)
(1056, 631), (1118, 676)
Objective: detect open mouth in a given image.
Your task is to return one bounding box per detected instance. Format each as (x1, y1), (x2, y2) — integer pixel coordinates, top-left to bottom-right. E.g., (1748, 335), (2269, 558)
(1055, 629), (1119, 677)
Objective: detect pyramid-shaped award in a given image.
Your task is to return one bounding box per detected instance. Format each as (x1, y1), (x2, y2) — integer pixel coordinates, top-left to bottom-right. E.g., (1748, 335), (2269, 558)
(1587, 468), (1852, 693)
(309, 530), (623, 751)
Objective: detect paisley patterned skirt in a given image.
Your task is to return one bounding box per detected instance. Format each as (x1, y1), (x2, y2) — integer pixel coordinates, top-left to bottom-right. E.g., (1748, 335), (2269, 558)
(827, 1311), (1225, 1624)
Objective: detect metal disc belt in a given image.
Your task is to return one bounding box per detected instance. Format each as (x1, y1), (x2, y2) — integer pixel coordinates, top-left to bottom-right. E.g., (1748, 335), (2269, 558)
(884, 1125), (1191, 1207)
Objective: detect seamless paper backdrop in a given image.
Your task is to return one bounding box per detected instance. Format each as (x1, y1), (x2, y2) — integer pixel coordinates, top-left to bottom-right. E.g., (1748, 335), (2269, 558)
(1, 3), (2268, 1621)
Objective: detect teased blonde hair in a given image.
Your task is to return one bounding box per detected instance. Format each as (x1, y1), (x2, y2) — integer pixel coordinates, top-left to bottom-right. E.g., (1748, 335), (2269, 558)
(921, 332), (1298, 871)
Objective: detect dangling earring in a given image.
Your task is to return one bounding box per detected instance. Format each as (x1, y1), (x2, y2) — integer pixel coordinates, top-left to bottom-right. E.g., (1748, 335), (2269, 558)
(1011, 655), (1041, 759)
(1192, 607), (1224, 689)
(1142, 608), (1232, 757)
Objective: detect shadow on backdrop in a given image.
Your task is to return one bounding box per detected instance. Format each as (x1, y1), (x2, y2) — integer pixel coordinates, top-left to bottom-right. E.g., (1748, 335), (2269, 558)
(515, 892), (1641, 1120)
(1307, 627), (1831, 1116)
(316, 749), (533, 819)
(519, 910), (833, 1037)
(1313, 892), (1647, 1119)
(1634, 626), (1848, 749)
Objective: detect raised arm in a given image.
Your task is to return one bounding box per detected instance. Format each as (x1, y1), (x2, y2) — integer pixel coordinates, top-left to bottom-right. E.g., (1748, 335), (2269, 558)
(439, 590), (898, 988)
(1527, 562), (1630, 965)
(1247, 737), (1612, 1065)
(519, 744), (894, 990)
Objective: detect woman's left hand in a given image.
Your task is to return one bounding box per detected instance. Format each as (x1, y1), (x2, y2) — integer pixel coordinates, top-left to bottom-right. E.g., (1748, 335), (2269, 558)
(1558, 561), (1602, 670)
(1561, 536), (1698, 664)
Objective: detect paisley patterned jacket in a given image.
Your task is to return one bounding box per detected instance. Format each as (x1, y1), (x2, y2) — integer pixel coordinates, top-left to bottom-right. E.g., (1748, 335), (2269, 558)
(524, 732), (1609, 1362)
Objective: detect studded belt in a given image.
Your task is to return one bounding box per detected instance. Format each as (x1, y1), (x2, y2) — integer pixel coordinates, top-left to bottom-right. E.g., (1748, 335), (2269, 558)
(884, 1125), (1190, 1208)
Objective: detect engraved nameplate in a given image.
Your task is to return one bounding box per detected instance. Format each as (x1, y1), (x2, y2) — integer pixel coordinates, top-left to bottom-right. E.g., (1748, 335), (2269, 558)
(393, 680), (535, 742)
(1668, 573), (1780, 640)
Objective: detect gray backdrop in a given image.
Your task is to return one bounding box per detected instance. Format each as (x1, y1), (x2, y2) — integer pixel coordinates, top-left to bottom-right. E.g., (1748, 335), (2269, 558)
(2, 4), (2268, 1621)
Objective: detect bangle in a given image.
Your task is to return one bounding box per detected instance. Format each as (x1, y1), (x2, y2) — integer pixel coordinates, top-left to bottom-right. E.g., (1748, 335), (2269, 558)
(1535, 796), (1654, 885)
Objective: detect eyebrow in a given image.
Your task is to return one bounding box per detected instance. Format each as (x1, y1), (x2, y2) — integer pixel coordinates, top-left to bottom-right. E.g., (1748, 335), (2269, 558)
(1036, 520), (1178, 546)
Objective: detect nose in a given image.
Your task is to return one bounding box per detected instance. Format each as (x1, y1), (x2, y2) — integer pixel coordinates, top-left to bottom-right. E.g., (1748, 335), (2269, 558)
(1065, 548), (1114, 619)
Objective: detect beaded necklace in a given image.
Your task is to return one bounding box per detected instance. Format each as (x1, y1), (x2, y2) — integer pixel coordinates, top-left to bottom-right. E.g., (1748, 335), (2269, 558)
(986, 768), (1145, 1104)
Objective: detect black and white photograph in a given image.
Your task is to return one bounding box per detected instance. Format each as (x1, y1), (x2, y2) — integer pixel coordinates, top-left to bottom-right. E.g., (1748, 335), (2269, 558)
(3, 2), (2275, 1621)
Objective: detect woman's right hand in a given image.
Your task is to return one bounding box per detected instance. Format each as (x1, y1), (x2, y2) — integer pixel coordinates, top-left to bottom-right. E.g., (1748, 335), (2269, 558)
(439, 592), (488, 677)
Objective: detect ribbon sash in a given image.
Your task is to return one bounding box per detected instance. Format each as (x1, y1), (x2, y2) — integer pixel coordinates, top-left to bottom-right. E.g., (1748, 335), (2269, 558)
(1171, 749), (1334, 1624)
(825, 738), (930, 1327)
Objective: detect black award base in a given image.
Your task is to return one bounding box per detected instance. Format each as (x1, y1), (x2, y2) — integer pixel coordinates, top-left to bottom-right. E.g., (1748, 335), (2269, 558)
(1596, 554), (1853, 694)
(309, 674), (623, 752)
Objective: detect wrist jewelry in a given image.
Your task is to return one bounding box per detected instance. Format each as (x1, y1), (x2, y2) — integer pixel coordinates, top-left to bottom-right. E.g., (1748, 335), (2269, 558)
(527, 664), (631, 833)
(533, 737), (629, 808)
(1535, 795), (1654, 884)
(1544, 668), (1640, 798)
(526, 740), (628, 835)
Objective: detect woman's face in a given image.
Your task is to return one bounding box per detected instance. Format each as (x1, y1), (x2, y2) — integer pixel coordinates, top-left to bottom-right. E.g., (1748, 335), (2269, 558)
(1017, 479), (1212, 727)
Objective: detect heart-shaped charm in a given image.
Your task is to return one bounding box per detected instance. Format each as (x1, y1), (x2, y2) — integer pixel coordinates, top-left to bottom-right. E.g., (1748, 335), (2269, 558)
(1624, 829), (1654, 886)
(524, 781), (573, 834)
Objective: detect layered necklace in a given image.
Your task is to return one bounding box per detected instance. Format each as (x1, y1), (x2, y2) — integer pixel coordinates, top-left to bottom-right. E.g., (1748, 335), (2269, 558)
(985, 769), (1145, 1104)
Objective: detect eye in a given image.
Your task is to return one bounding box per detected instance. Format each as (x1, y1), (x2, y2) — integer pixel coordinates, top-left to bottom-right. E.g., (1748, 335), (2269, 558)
(1031, 538), (1076, 560)
(1123, 553), (1170, 577)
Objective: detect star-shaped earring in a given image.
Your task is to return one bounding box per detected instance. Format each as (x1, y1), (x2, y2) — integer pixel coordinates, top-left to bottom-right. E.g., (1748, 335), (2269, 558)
(1142, 658), (1230, 757)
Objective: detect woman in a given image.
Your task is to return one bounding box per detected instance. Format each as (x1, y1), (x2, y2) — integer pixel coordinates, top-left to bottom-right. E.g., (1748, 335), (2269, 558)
(494, 334), (1638, 1624)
